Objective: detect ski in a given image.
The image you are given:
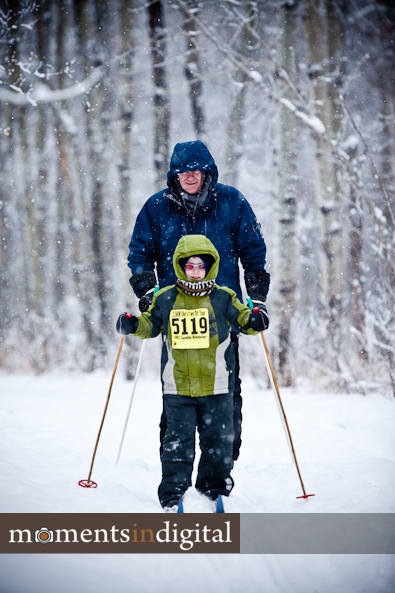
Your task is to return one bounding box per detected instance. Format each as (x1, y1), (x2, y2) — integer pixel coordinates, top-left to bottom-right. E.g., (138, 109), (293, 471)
(164, 496), (224, 513)
(215, 495), (224, 513)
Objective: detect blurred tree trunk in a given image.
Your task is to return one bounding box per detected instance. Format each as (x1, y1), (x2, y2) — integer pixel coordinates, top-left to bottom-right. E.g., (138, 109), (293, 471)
(147, 0), (170, 189)
(276, 2), (298, 387)
(225, 0), (258, 186)
(118, 1), (140, 381)
(83, 1), (122, 364)
(181, 0), (206, 140)
(118, 1), (135, 227)
(348, 171), (367, 364)
(0, 4), (38, 370)
(304, 0), (344, 377)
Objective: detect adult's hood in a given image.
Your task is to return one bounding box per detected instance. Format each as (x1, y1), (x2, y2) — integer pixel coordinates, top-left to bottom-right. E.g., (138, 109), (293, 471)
(167, 141), (219, 188)
(173, 234), (219, 282)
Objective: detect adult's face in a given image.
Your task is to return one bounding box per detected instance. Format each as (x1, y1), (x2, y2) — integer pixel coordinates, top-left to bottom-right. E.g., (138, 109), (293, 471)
(178, 170), (203, 195)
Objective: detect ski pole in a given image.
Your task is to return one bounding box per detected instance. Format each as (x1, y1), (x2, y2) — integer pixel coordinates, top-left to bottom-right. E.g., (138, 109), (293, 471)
(115, 339), (146, 464)
(78, 336), (125, 488)
(258, 328), (315, 499)
(115, 285), (158, 463)
(248, 300), (315, 499)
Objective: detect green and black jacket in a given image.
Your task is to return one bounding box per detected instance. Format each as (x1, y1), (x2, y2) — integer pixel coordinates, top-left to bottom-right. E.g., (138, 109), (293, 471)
(134, 234), (257, 397)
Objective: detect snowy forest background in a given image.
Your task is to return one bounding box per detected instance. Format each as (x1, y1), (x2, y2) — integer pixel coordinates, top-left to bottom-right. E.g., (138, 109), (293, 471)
(0, 0), (394, 393)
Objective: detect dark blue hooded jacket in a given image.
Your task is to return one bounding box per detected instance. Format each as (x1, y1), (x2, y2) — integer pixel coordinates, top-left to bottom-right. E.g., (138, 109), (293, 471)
(128, 141), (267, 301)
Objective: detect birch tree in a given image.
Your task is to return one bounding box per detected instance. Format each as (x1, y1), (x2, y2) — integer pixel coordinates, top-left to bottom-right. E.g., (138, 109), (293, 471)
(147, 0), (170, 188)
(224, 0), (258, 186)
(180, 0), (206, 139)
(304, 0), (344, 373)
(275, 1), (298, 386)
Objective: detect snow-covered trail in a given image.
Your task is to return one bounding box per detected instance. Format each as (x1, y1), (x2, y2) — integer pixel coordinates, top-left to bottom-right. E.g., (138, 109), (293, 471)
(1, 367), (394, 592)
(1, 370), (394, 513)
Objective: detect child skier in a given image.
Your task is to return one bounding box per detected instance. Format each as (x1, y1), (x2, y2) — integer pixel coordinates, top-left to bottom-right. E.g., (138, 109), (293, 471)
(116, 234), (269, 511)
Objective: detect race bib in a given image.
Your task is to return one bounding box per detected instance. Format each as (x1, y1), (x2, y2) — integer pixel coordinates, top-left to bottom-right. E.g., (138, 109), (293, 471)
(169, 308), (210, 349)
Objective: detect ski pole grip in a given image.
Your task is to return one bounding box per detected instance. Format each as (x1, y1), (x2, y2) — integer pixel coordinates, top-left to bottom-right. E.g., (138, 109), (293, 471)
(247, 297), (259, 314)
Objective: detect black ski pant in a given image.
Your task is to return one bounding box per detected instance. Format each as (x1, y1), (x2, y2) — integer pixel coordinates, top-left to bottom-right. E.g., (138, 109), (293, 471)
(159, 332), (242, 461)
(158, 393), (234, 508)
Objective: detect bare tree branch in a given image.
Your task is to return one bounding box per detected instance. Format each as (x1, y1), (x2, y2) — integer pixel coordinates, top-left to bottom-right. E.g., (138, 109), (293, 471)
(174, 0), (326, 136)
(340, 93), (395, 229)
(0, 65), (105, 106)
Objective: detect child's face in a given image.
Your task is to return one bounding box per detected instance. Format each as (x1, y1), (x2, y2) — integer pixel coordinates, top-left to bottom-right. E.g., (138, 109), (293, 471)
(184, 257), (207, 281)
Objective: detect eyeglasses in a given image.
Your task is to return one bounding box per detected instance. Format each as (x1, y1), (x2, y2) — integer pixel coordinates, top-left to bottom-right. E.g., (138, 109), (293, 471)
(184, 263), (205, 270)
(178, 171), (201, 178)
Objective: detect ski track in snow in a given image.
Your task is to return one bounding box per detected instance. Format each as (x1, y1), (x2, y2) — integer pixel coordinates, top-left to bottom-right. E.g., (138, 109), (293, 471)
(1, 369), (395, 593)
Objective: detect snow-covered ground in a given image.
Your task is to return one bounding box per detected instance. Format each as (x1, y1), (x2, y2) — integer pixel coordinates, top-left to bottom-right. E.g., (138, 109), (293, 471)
(1, 336), (395, 592)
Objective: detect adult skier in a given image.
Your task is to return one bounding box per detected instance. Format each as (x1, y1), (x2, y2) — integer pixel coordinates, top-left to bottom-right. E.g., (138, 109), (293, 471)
(127, 140), (270, 460)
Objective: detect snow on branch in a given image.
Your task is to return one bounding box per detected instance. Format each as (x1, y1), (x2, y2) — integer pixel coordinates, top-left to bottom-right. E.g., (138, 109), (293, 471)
(0, 1), (38, 40)
(173, 0), (326, 137)
(340, 94), (395, 230)
(0, 65), (104, 106)
(279, 97), (326, 135)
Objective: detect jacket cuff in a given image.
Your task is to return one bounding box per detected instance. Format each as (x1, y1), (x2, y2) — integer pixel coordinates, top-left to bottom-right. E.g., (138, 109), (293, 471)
(244, 269), (270, 301)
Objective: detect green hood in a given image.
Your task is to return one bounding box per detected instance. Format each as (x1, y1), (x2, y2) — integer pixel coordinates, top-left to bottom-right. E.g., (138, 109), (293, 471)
(173, 234), (219, 282)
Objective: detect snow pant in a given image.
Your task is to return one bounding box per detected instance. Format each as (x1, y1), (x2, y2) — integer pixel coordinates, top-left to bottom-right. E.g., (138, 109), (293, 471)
(159, 332), (242, 461)
(158, 393), (234, 508)
(230, 331), (242, 460)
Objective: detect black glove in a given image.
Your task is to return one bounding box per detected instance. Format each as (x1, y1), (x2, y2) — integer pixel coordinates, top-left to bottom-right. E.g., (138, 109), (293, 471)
(129, 271), (156, 298)
(245, 269), (270, 302)
(248, 303), (269, 331)
(129, 271), (156, 312)
(138, 289), (154, 313)
(116, 313), (138, 335)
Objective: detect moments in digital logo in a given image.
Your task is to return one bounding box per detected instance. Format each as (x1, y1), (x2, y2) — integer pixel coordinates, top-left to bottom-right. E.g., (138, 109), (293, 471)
(2, 513), (240, 554)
